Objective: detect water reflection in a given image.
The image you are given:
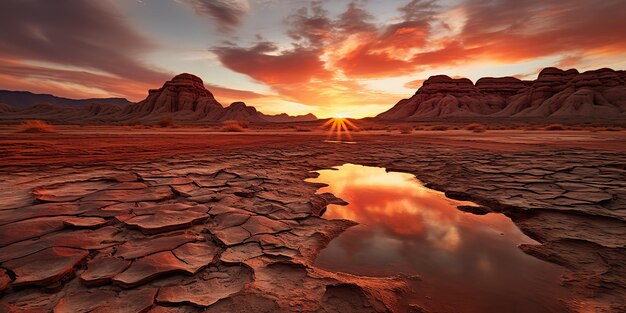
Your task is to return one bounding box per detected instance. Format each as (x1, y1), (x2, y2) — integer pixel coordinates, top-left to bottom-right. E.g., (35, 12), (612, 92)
(307, 164), (569, 313)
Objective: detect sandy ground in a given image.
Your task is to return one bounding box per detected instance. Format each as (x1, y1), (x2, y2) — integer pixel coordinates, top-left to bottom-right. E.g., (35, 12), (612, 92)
(0, 126), (624, 312)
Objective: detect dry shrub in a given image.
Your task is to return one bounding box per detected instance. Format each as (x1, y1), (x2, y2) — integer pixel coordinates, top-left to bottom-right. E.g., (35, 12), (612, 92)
(220, 120), (245, 132)
(17, 120), (55, 133)
(158, 115), (173, 128)
(545, 124), (565, 130)
(466, 123), (487, 133)
(399, 125), (413, 134)
(430, 125), (449, 131)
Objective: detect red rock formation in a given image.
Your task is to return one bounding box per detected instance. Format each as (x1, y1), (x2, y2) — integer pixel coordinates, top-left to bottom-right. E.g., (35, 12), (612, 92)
(378, 67), (626, 120)
(378, 75), (513, 119)
(124, 73), (223, 119)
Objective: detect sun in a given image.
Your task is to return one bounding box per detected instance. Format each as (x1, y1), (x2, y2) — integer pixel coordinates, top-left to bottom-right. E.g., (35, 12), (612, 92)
(321, 115), (359, 142)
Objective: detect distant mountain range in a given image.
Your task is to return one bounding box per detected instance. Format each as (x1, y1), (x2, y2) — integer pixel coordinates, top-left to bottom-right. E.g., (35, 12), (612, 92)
(376, 67), (626, 120)
(0, 74), (317, 124)
(2, 67), (625, 124)
(0, 90), (132, 109)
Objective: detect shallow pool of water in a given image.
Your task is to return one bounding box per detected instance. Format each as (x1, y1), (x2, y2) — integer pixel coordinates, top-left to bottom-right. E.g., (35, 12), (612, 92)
(307, 164), (570, 312)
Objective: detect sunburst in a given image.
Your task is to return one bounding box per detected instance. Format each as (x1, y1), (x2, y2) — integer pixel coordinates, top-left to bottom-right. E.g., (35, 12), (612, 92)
(321, 115), (359, 142)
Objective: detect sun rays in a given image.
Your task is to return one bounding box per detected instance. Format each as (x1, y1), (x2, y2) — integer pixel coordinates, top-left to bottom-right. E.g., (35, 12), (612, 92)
(321, 116), (359, 142)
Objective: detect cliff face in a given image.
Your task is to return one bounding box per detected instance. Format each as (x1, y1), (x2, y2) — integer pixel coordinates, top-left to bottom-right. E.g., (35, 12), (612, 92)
(377, 67), (626, 120)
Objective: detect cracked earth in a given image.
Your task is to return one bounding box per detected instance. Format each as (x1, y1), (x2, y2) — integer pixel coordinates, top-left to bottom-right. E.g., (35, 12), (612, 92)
(0, 129), (624, 313)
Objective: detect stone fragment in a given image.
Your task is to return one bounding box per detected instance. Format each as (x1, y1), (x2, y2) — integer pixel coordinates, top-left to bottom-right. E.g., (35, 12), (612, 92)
(80, 256), (131, 286)
(221, 242), (264, 263)
(0, 216), (67, 247)
(172, 242), (220, 270)
(81, 186), (174, 202)
(113, 245), (215, 287)
(54, 288), (157, 313)
(123, 205), (209, 234)
(0, 226), (120, 262)
(212, 226), (251, 246)
(63, 217), (108, 228)
(0, 203), (84, 225)
(33, 180), (115, 202)
(3, 247), (88, 287)
(115, 233), (197, 259)
(241, 216), (291, 236)
(157, 266), (252, 307)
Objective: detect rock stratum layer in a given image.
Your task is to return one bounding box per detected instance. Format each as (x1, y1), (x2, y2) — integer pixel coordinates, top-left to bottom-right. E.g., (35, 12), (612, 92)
(0, 74), (317, 124)
(377, 67), (626, 120)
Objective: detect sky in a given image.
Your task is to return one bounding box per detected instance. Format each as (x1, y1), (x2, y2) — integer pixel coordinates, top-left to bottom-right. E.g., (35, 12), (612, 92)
(1, 0), (625, 118)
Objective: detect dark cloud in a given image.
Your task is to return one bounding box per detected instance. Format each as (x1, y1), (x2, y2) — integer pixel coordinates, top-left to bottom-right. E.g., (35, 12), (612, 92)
(0, 0), (169, 84)
(181, 0), (249, 31)
(399, 0), (438, 21)
(336, 1), (376, 34)
(285, 1), (333, 48)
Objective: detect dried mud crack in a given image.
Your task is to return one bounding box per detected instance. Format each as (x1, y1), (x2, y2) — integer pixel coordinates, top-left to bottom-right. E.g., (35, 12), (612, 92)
(0, 132), (624, 313)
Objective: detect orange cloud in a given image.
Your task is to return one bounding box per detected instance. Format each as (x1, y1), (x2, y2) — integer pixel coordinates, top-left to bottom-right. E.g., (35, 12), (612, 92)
(213, 43), (332, 85)
(2, 0), (626, 119)
(209, 0), (626, 117)
(404, 79), (425, 90)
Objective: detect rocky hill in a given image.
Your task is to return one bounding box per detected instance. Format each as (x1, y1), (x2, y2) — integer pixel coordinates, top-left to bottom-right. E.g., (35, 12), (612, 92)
(377, 67), (626, 120)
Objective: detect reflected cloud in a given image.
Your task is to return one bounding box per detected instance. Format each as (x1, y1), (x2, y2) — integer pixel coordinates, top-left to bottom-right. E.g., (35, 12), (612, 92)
(310, 164), (480, 251)
(306, 164), (567, 312)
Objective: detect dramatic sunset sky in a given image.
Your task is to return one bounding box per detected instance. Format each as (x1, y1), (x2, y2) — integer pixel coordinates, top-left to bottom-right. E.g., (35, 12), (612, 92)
(1, 0), (625, 118)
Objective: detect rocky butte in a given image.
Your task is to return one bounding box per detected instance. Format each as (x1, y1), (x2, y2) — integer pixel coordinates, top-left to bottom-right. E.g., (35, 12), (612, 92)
(376, 67), (626, 120)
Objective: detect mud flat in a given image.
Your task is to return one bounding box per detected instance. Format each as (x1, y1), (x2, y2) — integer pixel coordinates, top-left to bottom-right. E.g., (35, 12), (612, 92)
(0, 127), (624, 312)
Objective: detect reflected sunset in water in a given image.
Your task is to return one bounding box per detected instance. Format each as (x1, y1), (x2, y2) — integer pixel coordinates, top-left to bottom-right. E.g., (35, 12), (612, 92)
(308, 164), (571, 313)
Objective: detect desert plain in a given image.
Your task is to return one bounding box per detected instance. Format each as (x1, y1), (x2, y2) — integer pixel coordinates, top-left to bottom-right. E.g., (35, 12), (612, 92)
(0, 125), (624, 313)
